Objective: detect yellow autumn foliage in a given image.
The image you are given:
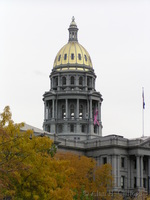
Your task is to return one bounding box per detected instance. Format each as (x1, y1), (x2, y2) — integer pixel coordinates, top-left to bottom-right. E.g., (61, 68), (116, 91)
(0, 106), (115, 200)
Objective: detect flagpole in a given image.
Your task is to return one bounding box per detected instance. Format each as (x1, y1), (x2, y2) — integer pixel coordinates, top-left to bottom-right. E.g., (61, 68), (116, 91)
(142, 87), (145, 137)
(142, 101), (144, 137)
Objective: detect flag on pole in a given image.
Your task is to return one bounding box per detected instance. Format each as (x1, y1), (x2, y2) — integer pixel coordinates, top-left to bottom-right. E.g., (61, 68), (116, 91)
(142, 88), (145, 109)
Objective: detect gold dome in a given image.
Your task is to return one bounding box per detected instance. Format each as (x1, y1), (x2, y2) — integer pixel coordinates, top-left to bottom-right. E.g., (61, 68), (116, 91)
(53, 17), (93, 70)
(53, 42), (93, 68)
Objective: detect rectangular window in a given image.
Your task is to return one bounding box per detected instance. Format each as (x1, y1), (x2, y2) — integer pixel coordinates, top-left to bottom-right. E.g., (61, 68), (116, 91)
(71, 53), (74, 60)
(134, 177), (136, 188)
(103, 157), (107, 164)
(58, 55), (61, 61)
(143, 159), (146, 171)
(78, 53), (81, 60)
(143, 178), (146, 188)
(84, 55), (87, 61)
(81, 125), (85, 133)
(134, 159), (136, 169)
(70, 124), (74, 132)
(121, 157), (125, 168)
(64, 54), (67, 60)
(121, 176), (125, 189)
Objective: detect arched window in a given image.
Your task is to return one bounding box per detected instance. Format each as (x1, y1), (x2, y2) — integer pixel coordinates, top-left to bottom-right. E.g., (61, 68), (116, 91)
(79, 77), (83, 85)
(62, 77), (66, 85)
(70, 104), (74, 119)
(71, 76), (74, 85)
(62, 105), (66, 119)
(79, 105), (83, 119)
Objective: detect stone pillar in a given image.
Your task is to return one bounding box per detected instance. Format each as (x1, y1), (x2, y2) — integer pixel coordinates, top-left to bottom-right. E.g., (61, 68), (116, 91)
(52, 99), (55, 119)
(117, 155), (121, 188)
(136, 156), (140, 188)
(140, 156), (143, 188)
(89, 99), (93, 135)
(56, 99), (57, 121)
(58, 74), (60, 91)
(127, 156), (131, 189)
(148, 157), (150, 194)
(44, 101), (46, 120)
(85, 74), (87, 91)
(112, 155), (117, 188)
(90, 99), (92, 119)
(76, 99), (79, 120)
(66, 99), (68, 119)
(87, 99), (89, 119)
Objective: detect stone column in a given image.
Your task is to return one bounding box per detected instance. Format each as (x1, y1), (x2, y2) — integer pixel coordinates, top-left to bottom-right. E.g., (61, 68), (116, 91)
(148, 157), (150, 194)
(112, 155), (117, 188)
(44, 101), (46, 121)
(140, 156), (143, 188)
(98, 102), (100, 121)
(52, 99), (55, 119)
(136, 156), (140, 188)
(89, 99), (93, 135)
(66, 99), (68, 119)
(76, 99), (79, 120)
(117, 155), (121, 188)
(127, 156), (131, 189)
(90, 99), (92, 119)
(58, 74), (60, 91)
(56, 99), (57, 121)
(87, 99), (89, 119)
(85, 74), (87, 91)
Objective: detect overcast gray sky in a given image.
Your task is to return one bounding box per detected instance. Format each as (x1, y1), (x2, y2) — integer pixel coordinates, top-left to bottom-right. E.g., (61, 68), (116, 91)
(0, 0), (150, 139)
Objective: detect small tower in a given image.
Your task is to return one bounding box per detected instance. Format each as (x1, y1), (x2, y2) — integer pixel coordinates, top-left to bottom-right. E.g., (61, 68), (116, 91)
(43, 18), (103, 141)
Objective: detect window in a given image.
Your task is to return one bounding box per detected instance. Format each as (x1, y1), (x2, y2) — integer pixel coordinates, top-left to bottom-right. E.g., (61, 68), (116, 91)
(121, 176), (125, 189)
(79, 105), (83, 119)
(143, 178), (146, 188)
(79, 77), (83, 85)
(81, 125), (85, 133)
(62, 105), (66, 119)
(70, 124), (74, 132)
(71, 76), (74, 85)
(78, 53), (81, 60)
(62, 77), (66, 85)
(134, 159), (136, 169)
(64, 54), (67, 60)
(84, 55), (87, 61)
(134, 177), (136, 188)
(70, 104), (74, 119)
(71, 53), (74, 60)
(121, 157), (125, 168)
(94, 125), (98, 134)
(103, 157), (107, 164)
(143, 159), (146, 171)
(58, 55), (61, 61)
(87, 76), (92, 88)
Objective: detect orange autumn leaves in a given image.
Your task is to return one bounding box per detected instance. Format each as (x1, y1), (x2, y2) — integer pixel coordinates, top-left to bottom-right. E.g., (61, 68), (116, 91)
(0, 106), (113, 200)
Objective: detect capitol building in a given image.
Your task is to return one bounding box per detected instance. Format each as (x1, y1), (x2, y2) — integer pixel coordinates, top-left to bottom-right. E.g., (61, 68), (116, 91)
(23, 18), (150, 196)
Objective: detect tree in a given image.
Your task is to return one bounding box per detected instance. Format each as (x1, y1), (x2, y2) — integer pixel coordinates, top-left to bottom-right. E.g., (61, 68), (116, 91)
(0, 106), (115, 200)
(0, 106), (73, 199)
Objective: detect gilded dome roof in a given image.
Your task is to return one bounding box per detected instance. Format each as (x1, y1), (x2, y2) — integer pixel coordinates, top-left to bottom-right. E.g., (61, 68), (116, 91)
(53, 42), (93, 68)
(53, 17), (93, 70)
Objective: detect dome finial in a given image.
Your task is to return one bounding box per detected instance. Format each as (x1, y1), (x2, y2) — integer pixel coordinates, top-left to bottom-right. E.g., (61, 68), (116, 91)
(68, 16), (78, 42)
